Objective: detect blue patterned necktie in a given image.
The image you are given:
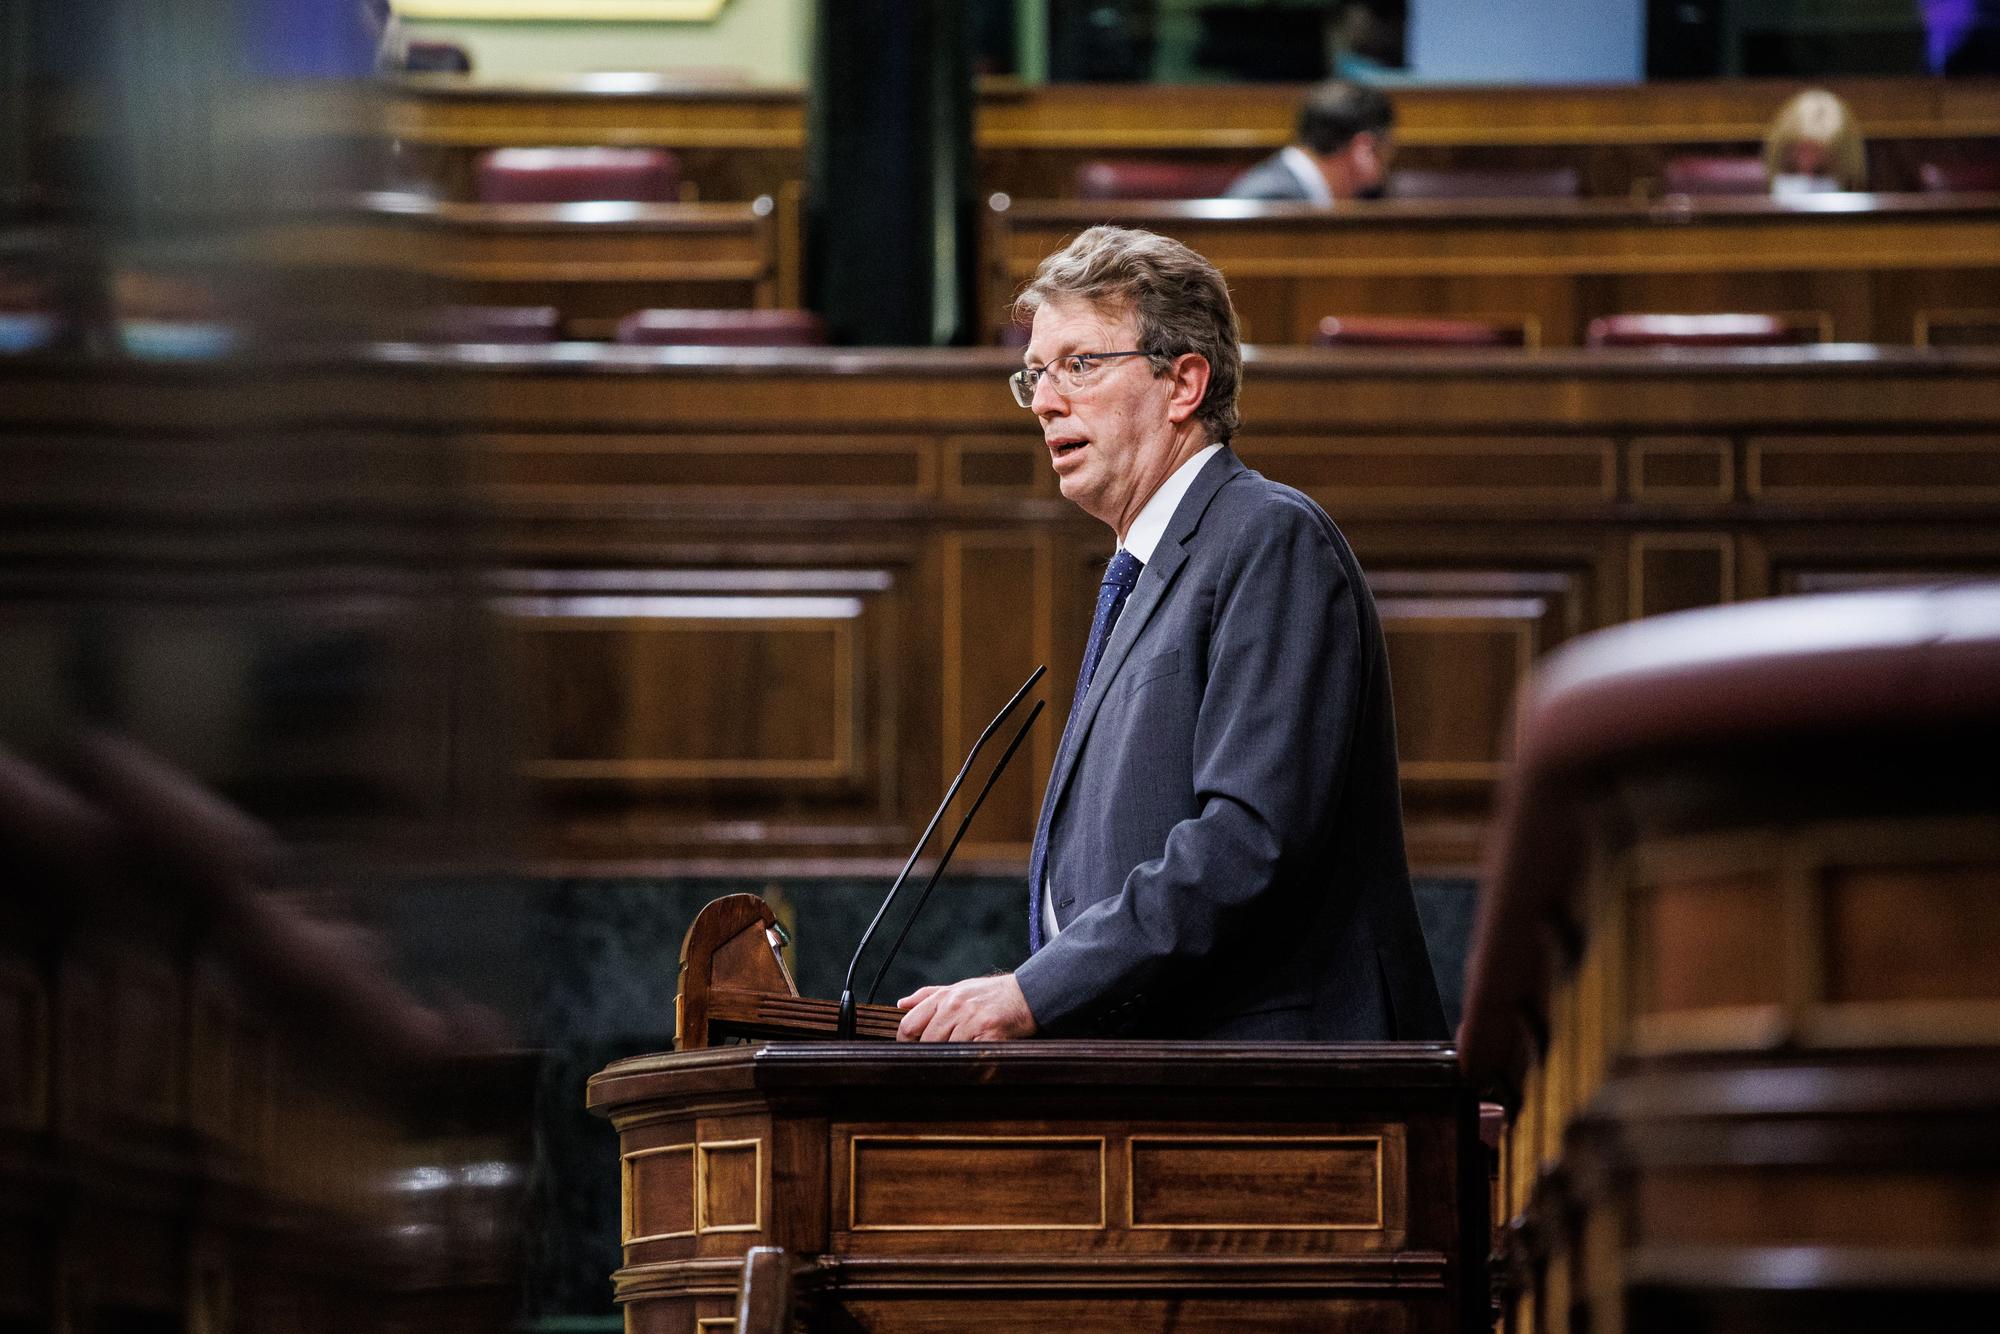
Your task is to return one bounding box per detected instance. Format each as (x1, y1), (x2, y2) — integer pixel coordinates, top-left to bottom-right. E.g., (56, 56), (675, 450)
(1028, 548), (1144, 952)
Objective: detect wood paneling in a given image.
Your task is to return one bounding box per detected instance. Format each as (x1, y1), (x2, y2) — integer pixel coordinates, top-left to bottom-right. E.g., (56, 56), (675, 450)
(1126, 1135), (1384, 1230)
(1823, 864), (2000, 1005)
(1630, 534), (1733, 618)
(592, 1043), (1479, 1332)
(943, 535), (1049, 856)
(987, 195), (2000, 346)
(13, 348), (1998, 879)
(847, 1136), (1106, 1231)
(1750, 434), (2000, 501)
(404, 343), (2000, 873)
(1377, 592), (1551, 785)
(1461, 584), (2000, 1332)
(385, 77), (2000, 203)
(261, 196), (793, 338)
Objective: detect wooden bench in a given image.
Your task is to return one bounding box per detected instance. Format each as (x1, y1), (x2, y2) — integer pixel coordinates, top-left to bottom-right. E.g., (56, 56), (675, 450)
(985, 193), (2000, 346)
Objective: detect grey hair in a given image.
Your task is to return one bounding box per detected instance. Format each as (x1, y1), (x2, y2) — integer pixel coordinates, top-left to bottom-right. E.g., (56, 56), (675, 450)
(1013, 225), (1241, 443)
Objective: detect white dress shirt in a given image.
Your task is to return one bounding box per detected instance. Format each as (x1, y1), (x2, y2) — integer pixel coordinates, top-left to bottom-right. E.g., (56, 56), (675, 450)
(1279, 145), (1336, 206)
(1043, 442), (1224, 941)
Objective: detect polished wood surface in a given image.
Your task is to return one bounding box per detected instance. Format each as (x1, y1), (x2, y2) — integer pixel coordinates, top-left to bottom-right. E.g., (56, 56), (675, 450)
(384, 76), (2000, 202)
(674, 893), (901, 1049)
(1458, 586), (2000, 1332)
(15, 344), (1996, 878)
(986, 193), (2000, 346)
(588, 1040), (1484, 1333)
(259, 192), (800, 338)
(399, 342), (2000, 874)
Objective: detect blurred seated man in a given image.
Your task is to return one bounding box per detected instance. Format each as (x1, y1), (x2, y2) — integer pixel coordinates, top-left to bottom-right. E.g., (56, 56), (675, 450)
(1763, 89), (1867, 195)
(1223, 81), (1395, 205)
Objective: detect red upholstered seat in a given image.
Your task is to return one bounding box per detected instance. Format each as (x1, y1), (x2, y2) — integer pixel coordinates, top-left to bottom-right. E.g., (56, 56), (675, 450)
(1386, 168), (1581, 200)
(420, 306), (560, 344)
(614, 309), (827, 347)
(1918, 160), (2000, 192)
(1586, 313), (1821, 348)
(1660, 154), (1768, 195)
(1073, 160), (1245, 201)
(474, 148), (681, 205)
(1315, 315), (1530, 348)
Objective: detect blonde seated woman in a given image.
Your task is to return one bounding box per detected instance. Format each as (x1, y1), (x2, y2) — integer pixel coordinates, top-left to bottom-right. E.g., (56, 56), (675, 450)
(1763, 89), (1868, 195)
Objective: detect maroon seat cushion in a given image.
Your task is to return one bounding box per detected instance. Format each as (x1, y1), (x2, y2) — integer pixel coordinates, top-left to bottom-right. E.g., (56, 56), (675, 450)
(1586, 313), (1818, 348)
(1918, 160), (2000, 193)
(1073, 159), (1245, 201)
(1387, 168), (1581, 200)
(614, 309), (827, 347)
(1661, 154), (1768, 195)
(1315, 315), (1528, 348)
(474, 148), (681, 205)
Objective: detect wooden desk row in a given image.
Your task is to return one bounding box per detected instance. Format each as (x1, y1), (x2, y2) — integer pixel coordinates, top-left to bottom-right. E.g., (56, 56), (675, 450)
(383, 75), (2000, 203)
(258, 191), (802, 339)
(253, 191), (2000, 348)
(7, 343), (1998, 876)
(418, 343), (2000, 874)
(1457, 584), (2000, 1332)
(984, 193), (2000, 347)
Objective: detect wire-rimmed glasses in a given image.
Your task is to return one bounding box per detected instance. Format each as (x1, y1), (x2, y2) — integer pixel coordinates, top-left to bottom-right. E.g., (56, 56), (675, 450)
(1008, 350), (1157, 408)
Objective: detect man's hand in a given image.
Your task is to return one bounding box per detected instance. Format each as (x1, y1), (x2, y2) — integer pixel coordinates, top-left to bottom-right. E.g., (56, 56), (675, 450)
(896, 973), (1037, 1042)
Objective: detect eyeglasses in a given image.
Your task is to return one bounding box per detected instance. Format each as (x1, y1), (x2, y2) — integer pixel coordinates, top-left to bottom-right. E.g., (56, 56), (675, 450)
(1009, 350), (1157, 408)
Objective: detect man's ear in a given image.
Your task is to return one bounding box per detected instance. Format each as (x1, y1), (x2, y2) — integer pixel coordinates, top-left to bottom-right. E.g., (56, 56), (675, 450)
(1348, 130), (1380, 174)
(1164, 353), (1212, 427)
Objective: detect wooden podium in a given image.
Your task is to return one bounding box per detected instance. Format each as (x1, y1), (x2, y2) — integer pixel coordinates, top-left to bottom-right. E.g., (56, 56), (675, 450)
(588, 899), (1487, 1332)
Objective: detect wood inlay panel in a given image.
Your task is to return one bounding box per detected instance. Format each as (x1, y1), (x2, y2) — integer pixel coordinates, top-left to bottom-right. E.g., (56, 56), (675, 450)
(1637, 1168), (2000, 1248)
(1630, 533), (1734, 619)
(946, 436), (1044, 497)
(1631, 437), (1733, 503)
(697, 1139), (763, 1234)
(848, 1136), (1106, 1231)
(1127, 1136), (1383, 1230)
(507, 594), (859, 782)
(1824, 863), (2000, 1005)
(943, 535), (1046, 853)
(1750, 436), (2000, 501)
(491, 435), (933, 500)
(1377, 598), (1541, 782)
(624, 1143), (696, 1243)
(1639, 873), (1785, 1016)
(1248, 436), (1616, 505)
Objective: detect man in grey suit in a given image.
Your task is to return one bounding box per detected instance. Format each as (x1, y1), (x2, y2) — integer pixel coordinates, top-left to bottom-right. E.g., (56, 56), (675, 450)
(1223, 80), (1396, 205)
(897, 226), (1444, 1043)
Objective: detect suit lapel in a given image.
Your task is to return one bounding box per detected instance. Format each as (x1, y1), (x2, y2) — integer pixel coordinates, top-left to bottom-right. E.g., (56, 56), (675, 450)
(1037, 448), (1246, 829)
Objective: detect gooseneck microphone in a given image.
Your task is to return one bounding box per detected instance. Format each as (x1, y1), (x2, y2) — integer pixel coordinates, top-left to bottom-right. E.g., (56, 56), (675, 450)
(864, 697), (1044, 1008)
(835, 665), (1045, 1039)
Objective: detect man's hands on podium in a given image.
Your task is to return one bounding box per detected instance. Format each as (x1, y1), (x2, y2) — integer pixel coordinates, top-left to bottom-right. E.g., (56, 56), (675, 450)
(896, 972), (1037, 1041)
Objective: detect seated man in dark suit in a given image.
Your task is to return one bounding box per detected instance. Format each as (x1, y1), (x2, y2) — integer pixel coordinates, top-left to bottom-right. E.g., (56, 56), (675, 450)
(896, 226), (1445, 1043)
(1223, 80), (1396, 205)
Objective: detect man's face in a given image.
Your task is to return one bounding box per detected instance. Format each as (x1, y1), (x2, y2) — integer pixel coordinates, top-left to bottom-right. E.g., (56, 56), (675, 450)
(1025, 297), (1181, 536)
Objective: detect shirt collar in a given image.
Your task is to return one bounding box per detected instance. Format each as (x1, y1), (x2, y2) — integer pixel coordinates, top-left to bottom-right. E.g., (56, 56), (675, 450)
(1121, 443), (1223, 565)
(1280, 144), (1335, 206)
